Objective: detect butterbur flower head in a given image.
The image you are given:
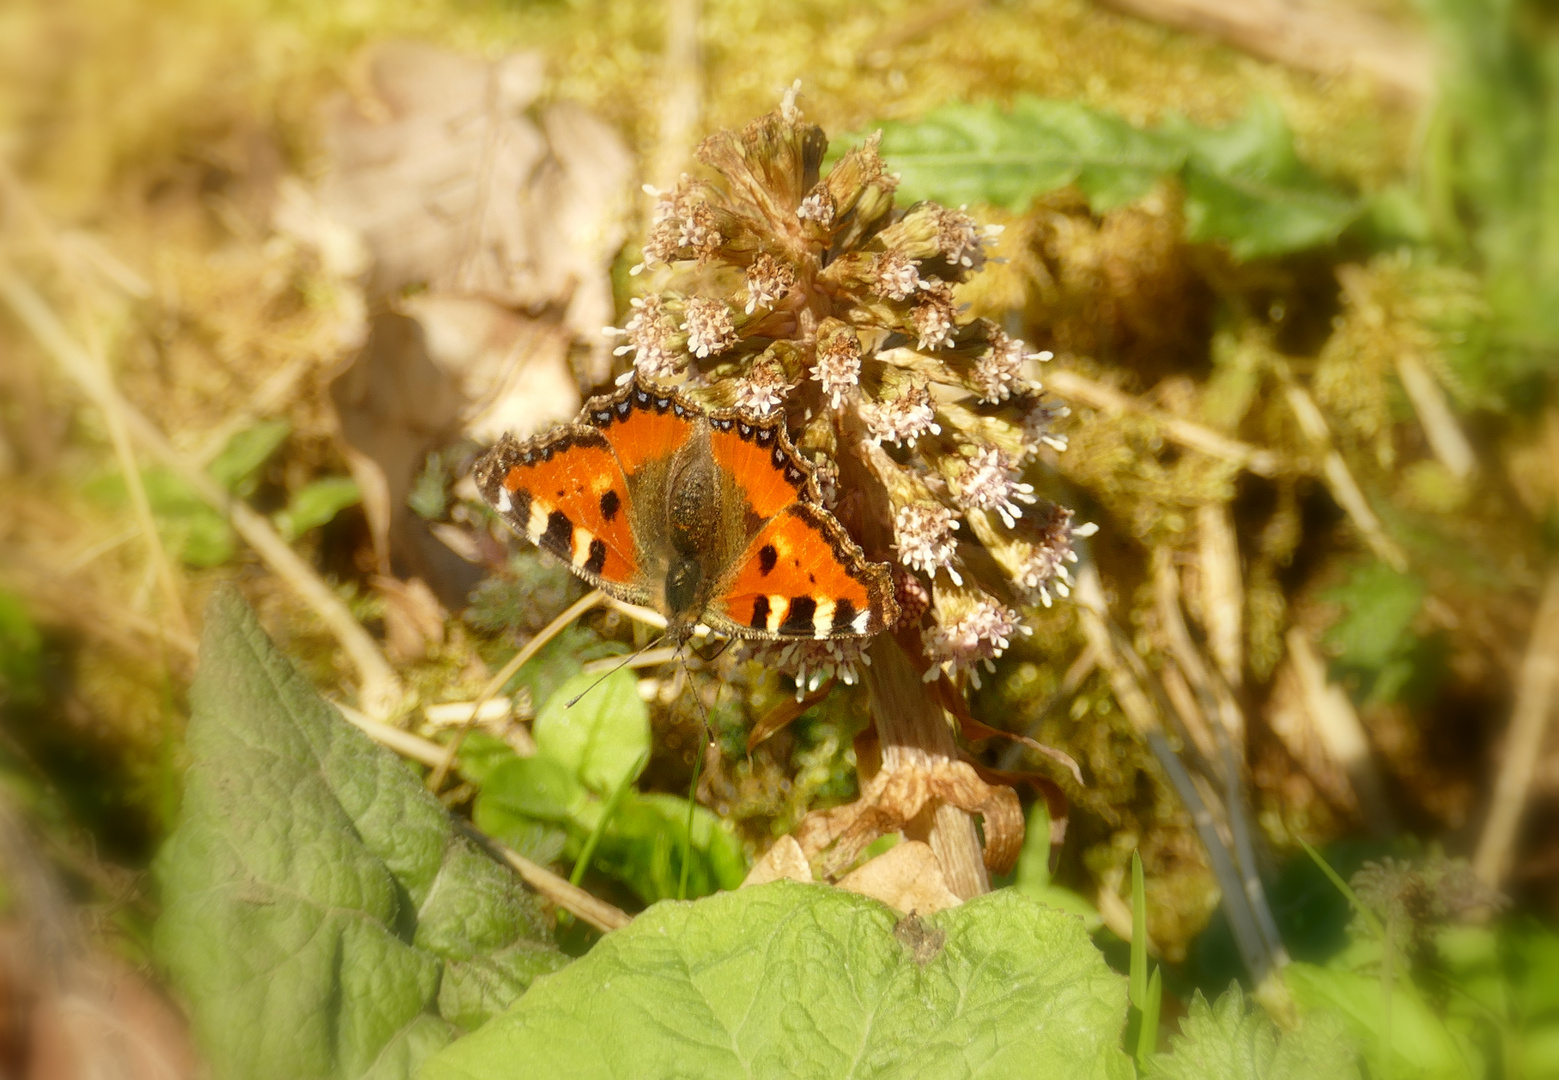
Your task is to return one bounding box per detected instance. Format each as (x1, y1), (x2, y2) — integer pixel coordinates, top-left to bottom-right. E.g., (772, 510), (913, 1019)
(872, 250), (922, 301)
(923, 588), (1028, 688)
(893, 502), (962, 584)
(950, 447), (1036, 528)
(911, 282), (957, 351)
(974, 329), (1030, 404)
(614, 294), (683, 378)
(609, 91), (1088, 693)
(733, 360), (789, 416)
(861, 377), (941, 446)
(813, 325), (862, 408)
(745, 253), (797, 314)
(684, 297), (739, 358)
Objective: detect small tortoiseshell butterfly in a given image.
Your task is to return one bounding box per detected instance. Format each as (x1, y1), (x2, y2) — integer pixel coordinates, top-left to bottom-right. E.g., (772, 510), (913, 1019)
(473, 374), (898, 645)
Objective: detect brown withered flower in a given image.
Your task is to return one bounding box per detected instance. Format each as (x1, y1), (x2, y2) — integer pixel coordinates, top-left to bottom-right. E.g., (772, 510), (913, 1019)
(611, 87), (1090, 896)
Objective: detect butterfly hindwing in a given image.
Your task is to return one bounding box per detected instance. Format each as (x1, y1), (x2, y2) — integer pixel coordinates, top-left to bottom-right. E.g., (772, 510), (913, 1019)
(710, 503), (895, 639)
(472, 426), (642, 599)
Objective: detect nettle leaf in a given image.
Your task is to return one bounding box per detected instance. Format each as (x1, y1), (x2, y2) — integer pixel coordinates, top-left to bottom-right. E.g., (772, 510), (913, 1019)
(532, 670), (649, 795)
(1322, 561), (1426, 672)
(856, 95), (1357, 258)
(1147, 983), (1360, 1080)
(870, 99), (1181, 212)
(155, 588), (567, 1080)
(1166, 99), (1359, 259)
(419, 882), (1133, 1080)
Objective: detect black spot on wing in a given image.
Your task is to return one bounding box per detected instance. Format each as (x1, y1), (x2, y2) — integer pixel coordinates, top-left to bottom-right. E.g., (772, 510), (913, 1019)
(782, 596), (818, 634)
(584, 538), (607, 575)
(600, 489), (621, 521)
(750, 595), (771, 631)
(541, 510), (573, 557)
(758, 544), (778, 576)
(831, 598), (857, 633)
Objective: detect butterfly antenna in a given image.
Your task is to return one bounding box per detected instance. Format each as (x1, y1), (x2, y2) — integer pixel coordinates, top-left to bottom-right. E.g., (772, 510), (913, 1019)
(565, 631), (668, 708)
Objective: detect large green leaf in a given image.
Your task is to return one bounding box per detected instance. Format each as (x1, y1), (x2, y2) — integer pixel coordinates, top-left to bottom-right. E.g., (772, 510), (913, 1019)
(155, 587), (567, 1080)
(854, 95), (1358, 258)
(419, 882), (1132, 1080)
(1146, 984), (1360, 1080)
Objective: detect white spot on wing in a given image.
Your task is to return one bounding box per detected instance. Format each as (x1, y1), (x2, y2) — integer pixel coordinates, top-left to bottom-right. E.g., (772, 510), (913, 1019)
(852, 610), (870, 634)
(812, 598), (836, 639)
(765, 595), (788, 633)
(496, 488), (512, 513)
(571, 525), (596, 567)
(526, 499), (552, 543)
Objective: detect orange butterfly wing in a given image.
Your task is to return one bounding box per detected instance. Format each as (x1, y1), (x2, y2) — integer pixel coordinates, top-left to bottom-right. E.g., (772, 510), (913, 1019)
(704, 416), (896, 640)
(472, 426), (642, 598)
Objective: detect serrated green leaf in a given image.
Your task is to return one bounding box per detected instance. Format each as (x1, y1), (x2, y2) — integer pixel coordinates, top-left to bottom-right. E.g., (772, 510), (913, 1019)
(852, 95), (1357, 258)
(208, 419), (291, 496)
(1286, 962), (1475, 1079)
(532, 669), (649, 796)
(155, 587), (566, 1080)
(1147, 983), (1361, 1080)
(1321, 561), (1426, 672)
(418, 883), (1132, 1080)
(275, 475), (361, 541)
(871, 99), (1180, 212)
(1168, 99), (1359, 258)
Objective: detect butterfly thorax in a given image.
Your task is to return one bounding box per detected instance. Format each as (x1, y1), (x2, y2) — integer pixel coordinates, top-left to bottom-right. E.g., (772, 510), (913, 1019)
(662, 438), (723, 641)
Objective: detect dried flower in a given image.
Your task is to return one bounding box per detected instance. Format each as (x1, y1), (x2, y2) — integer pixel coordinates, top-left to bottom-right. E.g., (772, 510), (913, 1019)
(745, 253), (796, 314)
(861, 377), (941, 446)
(935, 207), (984, 268)
(893, 502), (962, 584)
(950, 447), (1036, 528)
(684, 297), (739, 358)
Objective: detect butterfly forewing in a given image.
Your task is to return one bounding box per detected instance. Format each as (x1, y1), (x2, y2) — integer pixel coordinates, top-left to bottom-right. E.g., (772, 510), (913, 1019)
(473, 427), (641, 598)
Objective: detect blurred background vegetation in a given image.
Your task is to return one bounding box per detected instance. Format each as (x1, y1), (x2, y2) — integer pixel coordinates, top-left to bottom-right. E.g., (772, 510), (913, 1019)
(2, 0), (1558, 1075)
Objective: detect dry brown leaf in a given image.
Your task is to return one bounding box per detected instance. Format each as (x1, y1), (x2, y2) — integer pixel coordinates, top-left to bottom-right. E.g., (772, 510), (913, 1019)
(740, 834), (813, 887)
(836, 840), (962, 915)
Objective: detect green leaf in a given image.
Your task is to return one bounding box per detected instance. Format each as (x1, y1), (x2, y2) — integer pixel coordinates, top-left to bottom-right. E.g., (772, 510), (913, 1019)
(0, 590), (43, 705)
(870, 99), (1181, 212)
(1147, 983), (1361, 1080)
(574, 792), (747, 904)
(409, 451), (449, 522)
(1010, 799), (1101, 928)
(275, 476), (361, 541)
(155, 587), (566, 1080)
(853, 95), (1357, 258)
(1286, 963), (1474, 1079)
(1322, 561), (1426, 672)
(1167, 98), (1359, 259)
(418, 883), (1133, 1080)
(1131, 850), (1149, 1008)
(532, 670), (649, 796)
(208, 420), (291, 496)
(474, 755), (589, 828)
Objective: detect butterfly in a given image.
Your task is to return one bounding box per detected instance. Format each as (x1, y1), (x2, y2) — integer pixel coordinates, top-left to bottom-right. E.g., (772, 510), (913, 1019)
(472, 374), (897, 646)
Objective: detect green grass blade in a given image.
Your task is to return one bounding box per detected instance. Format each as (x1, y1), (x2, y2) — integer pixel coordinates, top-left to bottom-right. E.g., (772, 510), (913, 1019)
(1135, 965), (1161, 1067)
(570, 750), (647, 888)
(1130, 850), (1148, 1008)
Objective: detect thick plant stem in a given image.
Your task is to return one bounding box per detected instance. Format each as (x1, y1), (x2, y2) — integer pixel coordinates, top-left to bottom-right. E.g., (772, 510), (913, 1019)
(863, 635), (989, 899)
